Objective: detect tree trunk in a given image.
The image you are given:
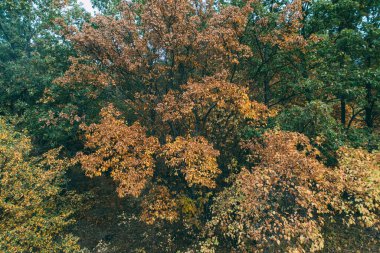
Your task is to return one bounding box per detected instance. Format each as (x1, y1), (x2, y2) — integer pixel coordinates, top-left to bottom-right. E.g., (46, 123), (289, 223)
(264, 78), (270, 106)
(340, 97), (346, 126)
(365, 82), (373, 128)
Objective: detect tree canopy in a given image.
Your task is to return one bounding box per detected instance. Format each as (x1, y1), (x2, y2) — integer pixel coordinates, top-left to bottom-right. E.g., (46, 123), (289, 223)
(0, 0), (379, 252)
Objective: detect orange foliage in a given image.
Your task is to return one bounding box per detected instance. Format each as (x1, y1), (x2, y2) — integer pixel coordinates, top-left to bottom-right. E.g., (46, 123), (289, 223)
(206, 131), (343, 252)
(258, 0), (312, 51)
(60, 0), (253, 91)
(161, 136), (221, 188)
(156, 76), (270, 144)
(141, 186), (179, 225)
(76, 104), (159, 197)
(55, 57), (114, 89)
(204, 131), (380, 252)
(65, 0), (271, 224)
(62, 1), (269, 211)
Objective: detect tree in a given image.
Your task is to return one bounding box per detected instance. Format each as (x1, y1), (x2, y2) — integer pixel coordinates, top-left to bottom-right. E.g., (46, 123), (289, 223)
(276, 101), (344, 165)
(0, 118), (80, 252)
(240, 0), (317, 106)
(76, 104), (159, 198)
(51, 0), (380, 251)
(57, 0), (269, 231)
(0, 0), (92, 150)
(304, 0), (380, 130)
(58, 0), (252, 97)
(202, 130), (379, 252)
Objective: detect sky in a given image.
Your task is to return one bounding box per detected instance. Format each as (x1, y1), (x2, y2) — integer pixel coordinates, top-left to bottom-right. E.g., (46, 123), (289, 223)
(78, 0), (96, 14)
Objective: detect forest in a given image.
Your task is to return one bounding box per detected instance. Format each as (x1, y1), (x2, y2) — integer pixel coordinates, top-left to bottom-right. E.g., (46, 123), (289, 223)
(0, 0), (379, 252)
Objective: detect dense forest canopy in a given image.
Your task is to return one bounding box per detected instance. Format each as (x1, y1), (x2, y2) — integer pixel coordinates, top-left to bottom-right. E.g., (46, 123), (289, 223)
(0, 0), (379, 252)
